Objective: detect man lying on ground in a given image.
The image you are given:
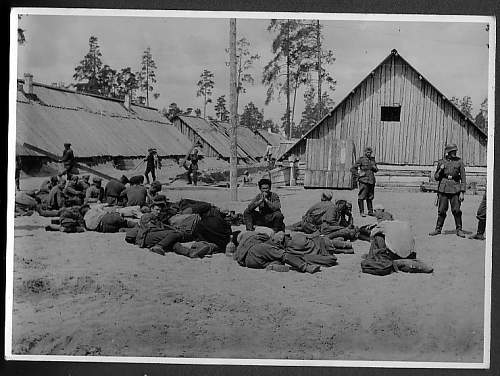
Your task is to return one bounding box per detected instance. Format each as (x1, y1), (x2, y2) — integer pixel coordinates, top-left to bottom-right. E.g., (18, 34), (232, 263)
(290, 191), (334, 233)
(83, 204), (137, 233)
(243, 178), (285, 233)
(320, 199), (358, 241)
(360, 220), (433, 276)
(233, 231), (321, 273)
(45, 204), (90, 233)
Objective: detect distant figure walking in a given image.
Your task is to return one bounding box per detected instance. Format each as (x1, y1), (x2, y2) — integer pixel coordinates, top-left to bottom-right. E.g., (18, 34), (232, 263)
(144, 148), (160, 184)
(58, 142), (76, 180)
(182, 138), (203, 186)
(351, 146), (378, 217)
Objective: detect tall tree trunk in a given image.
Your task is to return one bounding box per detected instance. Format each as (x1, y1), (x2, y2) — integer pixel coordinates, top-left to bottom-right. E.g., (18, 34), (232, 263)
(316, 20), (322, 121)
(203, 91), (207, 119)
(286, 20), (291, 140)
(229, 18), (238, 201)
(146, 59), (149, 106)
(291, 69), (300, 136)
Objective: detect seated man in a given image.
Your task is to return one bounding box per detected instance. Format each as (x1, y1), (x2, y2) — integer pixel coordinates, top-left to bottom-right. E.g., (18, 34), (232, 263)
(320, 199), (358, 241)
(290, 191), (334, 233)
(64, 176), (84, 206)
(361, 220), (433, 276)
(84, 177), (105, 204)
(121, 175), (148, 207)
(36, 175), (59, 207)
(47, 178), (67, 211)
(243, 178), (285, 233)
(77, 175), (91, 195)
(146, 181), (162, 205)
(104, 175), (129, 206)
(233, 231), (320, 273)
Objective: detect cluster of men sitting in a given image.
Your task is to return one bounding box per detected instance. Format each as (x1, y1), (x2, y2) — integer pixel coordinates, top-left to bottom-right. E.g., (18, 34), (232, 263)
(15, 175), (433, 276)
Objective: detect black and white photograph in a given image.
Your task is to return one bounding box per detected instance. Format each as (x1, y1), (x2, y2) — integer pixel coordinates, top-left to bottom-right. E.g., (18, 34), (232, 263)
(6, 8), (495, 368)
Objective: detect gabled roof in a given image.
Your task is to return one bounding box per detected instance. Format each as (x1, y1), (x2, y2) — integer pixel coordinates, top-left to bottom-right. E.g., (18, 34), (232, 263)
(280, 49), (487, 159)
(256, 129), (287, 146)
(16, 80), (193, 157)
(212, 121), (269, 159)
(174, 115), (248, 159)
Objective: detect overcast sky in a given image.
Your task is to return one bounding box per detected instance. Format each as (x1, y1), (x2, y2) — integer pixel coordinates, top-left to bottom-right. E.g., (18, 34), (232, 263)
(15, 13), (490, 126)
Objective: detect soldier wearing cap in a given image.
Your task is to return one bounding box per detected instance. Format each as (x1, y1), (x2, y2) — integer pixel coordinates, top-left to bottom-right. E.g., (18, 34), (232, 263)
(290, 191), (335, 233)
(351, 146), (378, 217)
(84, 177), (105, 204)
(429, 143), (467, 238)
(58, 142), (76, 180)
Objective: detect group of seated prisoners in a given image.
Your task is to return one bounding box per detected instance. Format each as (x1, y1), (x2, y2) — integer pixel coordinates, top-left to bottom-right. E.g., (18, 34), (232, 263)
(15, 173), (438, 276)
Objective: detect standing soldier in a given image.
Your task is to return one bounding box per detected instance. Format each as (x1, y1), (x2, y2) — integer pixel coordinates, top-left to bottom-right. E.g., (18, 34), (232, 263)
(429, 143), (466, 238)
(58, 142), (76, 180)
(351, 146), (378, 217)
(469, 191), (486, 240)
(144, 148), (158, 184)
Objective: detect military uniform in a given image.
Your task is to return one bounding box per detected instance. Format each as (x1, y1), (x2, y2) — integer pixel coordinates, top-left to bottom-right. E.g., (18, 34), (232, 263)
(430, 144), (466, 237)
(469, 192), (486, 240)
(351, 148), (378, 216)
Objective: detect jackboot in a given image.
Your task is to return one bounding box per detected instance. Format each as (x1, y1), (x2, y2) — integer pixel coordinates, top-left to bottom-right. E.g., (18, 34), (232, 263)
(358, 199), (365, 217)
(366, 199), (374, 216)
(454, 214), (465, 238)
(469, 219), (487, 239)
(429, 216), (445, 236)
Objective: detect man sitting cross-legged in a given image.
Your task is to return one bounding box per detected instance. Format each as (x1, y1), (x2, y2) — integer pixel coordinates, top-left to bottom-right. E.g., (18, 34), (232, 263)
(243, 178), (285, 233)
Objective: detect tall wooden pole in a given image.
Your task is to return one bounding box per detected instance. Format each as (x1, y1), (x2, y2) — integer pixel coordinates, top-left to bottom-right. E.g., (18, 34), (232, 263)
(229, 18), (238, 201)
(316, 20), (322, 121)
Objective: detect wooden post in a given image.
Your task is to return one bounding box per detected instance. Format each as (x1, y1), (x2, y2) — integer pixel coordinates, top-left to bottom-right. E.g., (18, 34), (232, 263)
(229, 18), (238, 201)
(289, 155), (296, 186)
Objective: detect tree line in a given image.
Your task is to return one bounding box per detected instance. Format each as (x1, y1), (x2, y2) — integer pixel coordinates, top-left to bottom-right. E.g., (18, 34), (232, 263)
(72, 36), (159, 107)
(57, 22), (489, 136)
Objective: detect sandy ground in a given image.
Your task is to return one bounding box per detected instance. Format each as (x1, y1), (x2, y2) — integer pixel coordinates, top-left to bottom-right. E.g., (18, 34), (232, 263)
(10, 175), (486, 362)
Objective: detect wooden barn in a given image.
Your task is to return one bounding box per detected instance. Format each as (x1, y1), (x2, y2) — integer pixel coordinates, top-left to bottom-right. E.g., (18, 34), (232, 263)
(171, 115), (252, 162)
(280, 49), (487, 189)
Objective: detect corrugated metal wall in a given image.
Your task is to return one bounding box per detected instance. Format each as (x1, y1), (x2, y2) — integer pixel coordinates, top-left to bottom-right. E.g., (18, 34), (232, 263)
(288, 53), (487, 167)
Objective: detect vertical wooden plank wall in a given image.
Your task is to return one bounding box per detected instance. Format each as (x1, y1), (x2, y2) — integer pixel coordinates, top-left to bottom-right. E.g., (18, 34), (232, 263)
(288, 53), (486, 167)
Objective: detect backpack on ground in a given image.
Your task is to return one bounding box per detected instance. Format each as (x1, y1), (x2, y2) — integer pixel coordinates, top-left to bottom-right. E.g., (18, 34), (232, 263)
(361, 254), (394, 276)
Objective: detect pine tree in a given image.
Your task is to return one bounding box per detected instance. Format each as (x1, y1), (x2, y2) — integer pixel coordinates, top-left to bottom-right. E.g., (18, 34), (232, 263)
(214, 95), (230, 121)
(196, 69), (215, 119)
(240, 102), (264, 131)
(73, 36), (103, 94)
(138, 47), (159, 106)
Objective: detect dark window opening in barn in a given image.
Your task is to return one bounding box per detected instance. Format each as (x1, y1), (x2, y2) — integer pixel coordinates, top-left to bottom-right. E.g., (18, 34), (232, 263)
(381, 106), (401, 122)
